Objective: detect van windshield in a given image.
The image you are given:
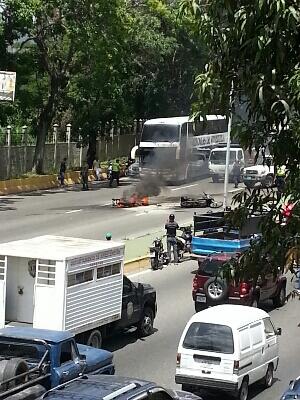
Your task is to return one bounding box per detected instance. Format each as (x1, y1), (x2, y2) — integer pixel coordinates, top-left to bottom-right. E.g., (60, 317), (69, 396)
(183, 322), (234, 354)
(210, 150), (236, 164)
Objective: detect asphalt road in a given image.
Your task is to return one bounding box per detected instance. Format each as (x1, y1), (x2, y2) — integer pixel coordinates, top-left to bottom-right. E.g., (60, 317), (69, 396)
(105, 261), (299, 400)
(0, 176), (239, 246)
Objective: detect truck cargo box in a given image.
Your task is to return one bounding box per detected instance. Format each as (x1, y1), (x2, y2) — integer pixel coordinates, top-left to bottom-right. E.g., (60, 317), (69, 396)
(0, 236), (124, 335)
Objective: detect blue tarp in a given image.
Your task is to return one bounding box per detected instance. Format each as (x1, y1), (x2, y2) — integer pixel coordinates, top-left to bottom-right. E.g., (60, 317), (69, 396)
(192, 236), (251, 255)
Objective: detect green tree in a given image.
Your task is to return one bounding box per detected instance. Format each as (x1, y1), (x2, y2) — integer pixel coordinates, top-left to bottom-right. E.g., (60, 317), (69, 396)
(2, 0), (126, 173)
(180, 0), (300, 276)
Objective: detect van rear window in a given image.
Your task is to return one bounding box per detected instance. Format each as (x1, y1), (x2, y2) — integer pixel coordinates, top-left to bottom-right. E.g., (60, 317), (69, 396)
(183, 322), (234, 354)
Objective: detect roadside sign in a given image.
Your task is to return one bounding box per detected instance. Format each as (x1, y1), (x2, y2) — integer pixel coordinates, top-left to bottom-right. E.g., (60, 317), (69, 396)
(0, 71), (16, 101)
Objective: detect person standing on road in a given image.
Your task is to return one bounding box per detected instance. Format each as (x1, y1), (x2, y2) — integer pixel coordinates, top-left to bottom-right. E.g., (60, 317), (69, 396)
(59, 158), (67, 187)
(93, 158), (101, 181)
(109, 159), (120, 187)
(81, 161), (89, 191)
(232, 159), (241, 188)
(165, 214), (179, 264)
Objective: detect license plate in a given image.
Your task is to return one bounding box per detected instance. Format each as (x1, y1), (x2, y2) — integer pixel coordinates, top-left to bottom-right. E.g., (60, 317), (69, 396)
(149, 253), (156, 258)
(196, 294), (206, 303)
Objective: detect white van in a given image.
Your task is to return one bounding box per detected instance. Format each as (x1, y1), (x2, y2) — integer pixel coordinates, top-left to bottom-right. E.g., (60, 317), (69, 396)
(208, 146), (245, 182)
(175, 305), (281, 400)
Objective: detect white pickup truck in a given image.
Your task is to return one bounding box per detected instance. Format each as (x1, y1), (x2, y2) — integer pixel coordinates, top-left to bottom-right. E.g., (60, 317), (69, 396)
(243, 157), (274, 188)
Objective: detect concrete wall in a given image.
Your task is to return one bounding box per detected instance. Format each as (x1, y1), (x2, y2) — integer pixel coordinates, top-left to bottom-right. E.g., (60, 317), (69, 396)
(0, 134), (136, 180)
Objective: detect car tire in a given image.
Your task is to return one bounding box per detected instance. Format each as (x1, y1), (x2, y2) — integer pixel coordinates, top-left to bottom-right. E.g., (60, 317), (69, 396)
(204, 277), (229, 303)
(137, 307), (154, 337)
(86, 329), (102, 349)
(194, 301), (207, 313)
(263, 364), (274, 388)
(237, 378), (249, 400)
(273, 286), (286, 308)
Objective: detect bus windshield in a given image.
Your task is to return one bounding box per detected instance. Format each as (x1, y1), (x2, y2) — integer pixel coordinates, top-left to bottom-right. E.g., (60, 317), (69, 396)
(139, 147), (177, 168)
(141, 124), (180, 142)
(210, 150), (236, 165)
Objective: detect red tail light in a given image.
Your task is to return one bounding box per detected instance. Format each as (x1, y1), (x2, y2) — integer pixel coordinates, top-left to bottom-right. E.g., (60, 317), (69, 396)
(239, 282), (250, 295)
(233, 360), (239, 373)
(177, 353), (181, 366)
(193, 277), (199, 290)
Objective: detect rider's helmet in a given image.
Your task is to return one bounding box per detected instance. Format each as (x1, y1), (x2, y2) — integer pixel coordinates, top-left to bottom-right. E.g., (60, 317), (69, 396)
(105, 232), (112, 240)
(169, 214), (175, 221)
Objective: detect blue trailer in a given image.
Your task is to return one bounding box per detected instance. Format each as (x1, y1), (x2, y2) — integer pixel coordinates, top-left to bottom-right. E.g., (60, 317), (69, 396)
(191, 211), (262, 257)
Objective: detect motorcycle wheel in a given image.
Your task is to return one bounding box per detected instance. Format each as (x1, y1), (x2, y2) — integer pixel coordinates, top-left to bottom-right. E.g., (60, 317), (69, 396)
(150, 258), (159, 270)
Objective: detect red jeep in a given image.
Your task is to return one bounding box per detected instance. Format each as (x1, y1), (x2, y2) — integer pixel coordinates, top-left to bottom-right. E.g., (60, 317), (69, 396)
(192, 253), (287, 312)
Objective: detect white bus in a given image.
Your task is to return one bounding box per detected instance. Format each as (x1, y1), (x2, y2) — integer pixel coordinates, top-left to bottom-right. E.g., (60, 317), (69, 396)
(138, 115), (228, 183)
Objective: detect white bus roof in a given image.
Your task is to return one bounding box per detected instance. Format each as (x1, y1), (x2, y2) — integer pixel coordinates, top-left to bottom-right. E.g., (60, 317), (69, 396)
(144, 115), (225, 126)
(0, 235), (124, 261)
(190, 304), (269, 329)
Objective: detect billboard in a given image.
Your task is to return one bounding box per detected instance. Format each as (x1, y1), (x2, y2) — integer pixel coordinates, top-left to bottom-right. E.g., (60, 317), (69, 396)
(0, 71), (16, 101)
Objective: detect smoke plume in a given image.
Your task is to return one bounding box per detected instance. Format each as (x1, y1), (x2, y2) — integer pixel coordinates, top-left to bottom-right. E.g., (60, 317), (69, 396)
(123, 175), (166, 199)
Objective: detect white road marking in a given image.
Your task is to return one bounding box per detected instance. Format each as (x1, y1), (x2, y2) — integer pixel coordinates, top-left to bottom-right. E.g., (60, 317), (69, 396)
(65, 209), (82, 214)
(135, 212), (147, 216)
(171, 184), (198, 191)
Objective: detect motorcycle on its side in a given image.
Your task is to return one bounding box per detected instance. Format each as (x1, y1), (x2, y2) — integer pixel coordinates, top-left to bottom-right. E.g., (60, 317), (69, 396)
(149, 237), (169, 270)
(176, 225), (193, 260)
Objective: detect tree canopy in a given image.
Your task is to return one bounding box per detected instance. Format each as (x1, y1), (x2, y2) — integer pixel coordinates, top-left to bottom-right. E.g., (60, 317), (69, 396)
(0, 0), (204, 171)
(180, 0), (300, 277)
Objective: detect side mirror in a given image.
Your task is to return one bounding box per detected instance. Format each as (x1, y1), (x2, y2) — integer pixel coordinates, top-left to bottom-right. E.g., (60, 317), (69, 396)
(79, 354), (86, 362)
(276, 327), (282, 336)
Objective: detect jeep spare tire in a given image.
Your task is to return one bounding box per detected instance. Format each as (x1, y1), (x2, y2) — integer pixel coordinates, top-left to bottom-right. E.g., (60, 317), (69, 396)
(204, 277), (229, 303)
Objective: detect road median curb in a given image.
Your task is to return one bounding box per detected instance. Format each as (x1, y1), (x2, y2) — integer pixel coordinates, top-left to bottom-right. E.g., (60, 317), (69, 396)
(124, 256), (150, 274)
(0, 170), (99, 195)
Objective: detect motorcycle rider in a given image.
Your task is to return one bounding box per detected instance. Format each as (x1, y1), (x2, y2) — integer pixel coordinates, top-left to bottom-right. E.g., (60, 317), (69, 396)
(275, 165), (286, 200)
(165, 214), (179, 264)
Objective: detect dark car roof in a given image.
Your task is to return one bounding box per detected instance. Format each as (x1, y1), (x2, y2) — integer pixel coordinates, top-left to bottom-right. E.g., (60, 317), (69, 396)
(42, 375), (156, 399)
(0, 327), (73, 344)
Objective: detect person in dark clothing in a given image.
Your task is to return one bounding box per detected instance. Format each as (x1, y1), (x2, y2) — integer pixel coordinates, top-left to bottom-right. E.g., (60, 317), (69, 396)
(59, 158), (67, 187)
(81, 162), (89, 191)
(165, 214), (179, 263)
(109, 159), (120, 187)
(232, 159), (241, 188)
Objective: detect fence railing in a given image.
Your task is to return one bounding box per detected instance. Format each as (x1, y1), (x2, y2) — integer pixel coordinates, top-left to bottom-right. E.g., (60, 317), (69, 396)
(0, 119), (146, 180)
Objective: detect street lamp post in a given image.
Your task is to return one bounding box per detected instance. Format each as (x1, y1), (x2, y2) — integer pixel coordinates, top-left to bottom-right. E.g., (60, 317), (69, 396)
(223, 80), (234, 211)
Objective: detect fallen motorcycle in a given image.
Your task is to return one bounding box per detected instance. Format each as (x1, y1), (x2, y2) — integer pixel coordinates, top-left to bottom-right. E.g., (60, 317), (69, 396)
(180, 192), (222, 208)
(149, 237), (169, 270)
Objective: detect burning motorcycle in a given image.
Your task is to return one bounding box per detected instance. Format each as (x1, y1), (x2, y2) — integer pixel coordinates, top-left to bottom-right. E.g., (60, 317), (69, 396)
(149, 237), (169, 270)
(180, 192), (222, 208)
(176, 225), (193, 260)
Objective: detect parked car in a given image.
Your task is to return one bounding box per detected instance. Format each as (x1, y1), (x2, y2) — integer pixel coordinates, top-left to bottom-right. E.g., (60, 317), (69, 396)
(39, 374), (203, 400)
(192, 253), (287, 312)
(0, 327), (114, 399)
(175, 304), (281, 400)
(243, 156), (274, 189)
(127, 161), (140, 177)
(280, 376), (300, 399)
